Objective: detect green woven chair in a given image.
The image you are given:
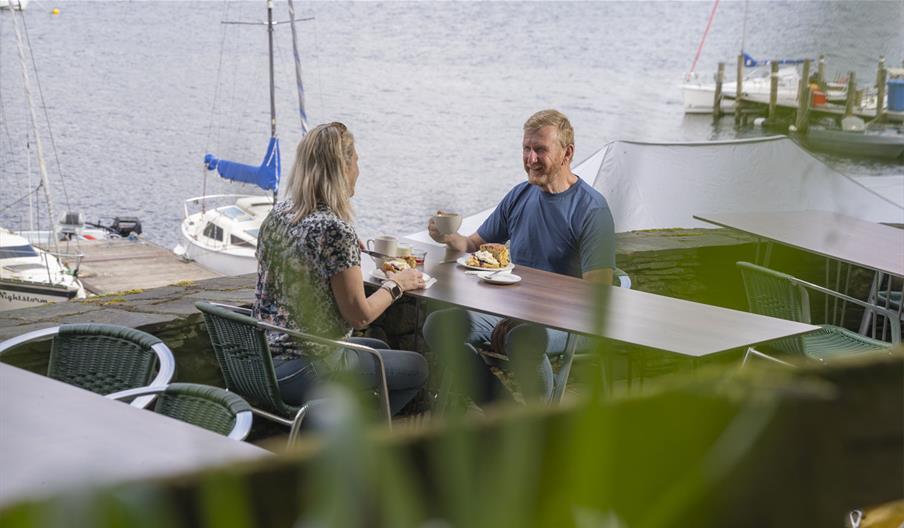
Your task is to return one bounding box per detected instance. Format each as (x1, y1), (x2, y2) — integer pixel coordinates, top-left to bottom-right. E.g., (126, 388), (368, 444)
(108, 383), (254, 440)
(0, 323), (176, 409)
(737, 261), (900, 364)
(195, 301), (391, 444)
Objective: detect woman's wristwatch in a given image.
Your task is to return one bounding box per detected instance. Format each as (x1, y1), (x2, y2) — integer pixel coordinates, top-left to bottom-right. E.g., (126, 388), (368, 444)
(381, 280), (403, 302)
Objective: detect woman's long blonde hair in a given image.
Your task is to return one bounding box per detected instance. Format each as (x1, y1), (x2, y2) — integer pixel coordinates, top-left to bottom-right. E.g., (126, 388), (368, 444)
(286, 122), (356, 223)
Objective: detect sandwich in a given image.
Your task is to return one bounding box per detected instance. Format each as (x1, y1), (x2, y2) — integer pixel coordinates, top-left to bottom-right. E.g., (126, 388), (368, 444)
(479, 243), (510, 267)
(381, 259), (411, 273)
(466, 250), (501, 268)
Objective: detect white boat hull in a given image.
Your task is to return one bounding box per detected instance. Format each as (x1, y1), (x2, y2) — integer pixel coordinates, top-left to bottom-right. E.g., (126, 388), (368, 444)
(174, 237), (257, 276)
(174, 194), (271, 276)
(682, 84), (734, 114)
(0, 280), (83, 311)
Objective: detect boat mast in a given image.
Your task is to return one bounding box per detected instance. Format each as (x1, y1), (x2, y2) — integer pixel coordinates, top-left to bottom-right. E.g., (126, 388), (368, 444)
(11, 9), (58, 252)
(267, 0), (277, 202)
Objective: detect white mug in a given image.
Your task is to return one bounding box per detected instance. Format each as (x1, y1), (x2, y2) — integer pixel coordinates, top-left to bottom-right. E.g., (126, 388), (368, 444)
(366, 235), (397, 257)
(432, 212), (462, 235)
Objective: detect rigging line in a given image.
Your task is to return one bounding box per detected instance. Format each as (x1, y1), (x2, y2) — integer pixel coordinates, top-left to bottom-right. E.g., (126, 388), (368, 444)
(0, 186), (42, 215)
(313, 9), (325, 117)
(205, 0), (234, 155)
(688, 0), (720, 77)
(21, 11), (74, 217)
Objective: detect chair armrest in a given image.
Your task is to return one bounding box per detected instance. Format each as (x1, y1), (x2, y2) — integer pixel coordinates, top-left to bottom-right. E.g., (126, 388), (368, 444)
(0, 326), (60, 355)
(257, 322), (392, 427)
(790, 276), (902, 344)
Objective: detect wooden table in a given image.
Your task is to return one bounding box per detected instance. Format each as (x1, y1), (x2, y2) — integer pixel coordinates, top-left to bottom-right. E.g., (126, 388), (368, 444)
(364, 243), (817, 358)
(0, 364), (270, 507)
(693, 210), (904, 278)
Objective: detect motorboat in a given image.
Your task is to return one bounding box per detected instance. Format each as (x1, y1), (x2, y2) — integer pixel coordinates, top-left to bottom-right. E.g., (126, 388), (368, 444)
(803, 118), (904, 161)
(173, 195), (271, 276)
(0, 229), (86, 311)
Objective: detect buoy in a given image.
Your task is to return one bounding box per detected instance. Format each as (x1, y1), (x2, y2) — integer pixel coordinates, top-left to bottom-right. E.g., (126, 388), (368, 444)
(52, 8), (60, 15)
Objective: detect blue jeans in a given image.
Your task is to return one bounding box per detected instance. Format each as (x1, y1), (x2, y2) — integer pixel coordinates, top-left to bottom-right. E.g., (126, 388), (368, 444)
(273, 337), (428, 416)
(423, 308), (558, 404)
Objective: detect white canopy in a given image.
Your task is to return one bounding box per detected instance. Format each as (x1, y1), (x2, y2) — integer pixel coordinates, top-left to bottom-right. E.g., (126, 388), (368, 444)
(573, 136), (903, 232)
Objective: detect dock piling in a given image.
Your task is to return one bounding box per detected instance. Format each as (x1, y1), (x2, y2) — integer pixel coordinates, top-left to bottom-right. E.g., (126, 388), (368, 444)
(844, 71), (856, 117)
(795, 59), (811, 132)
(713, 62), (725, 119)
(817, 54), (826, 89)
(735, 54), (744, 125)
(768, 61), (779, 121)
(876, 62), (887, 120)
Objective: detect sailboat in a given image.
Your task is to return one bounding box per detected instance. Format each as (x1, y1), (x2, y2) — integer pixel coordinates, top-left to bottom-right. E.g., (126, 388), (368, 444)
(0, 6), (87, 311)
(680, 0), (804, 114)
(0, 229), (86, 311)
(173, 0), (309, 276)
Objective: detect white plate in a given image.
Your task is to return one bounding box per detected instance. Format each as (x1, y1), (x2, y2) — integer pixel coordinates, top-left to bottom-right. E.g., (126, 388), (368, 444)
(371, 268), (432, 283)
(478, 272), (521, 285)
(455, 255), (515, 272)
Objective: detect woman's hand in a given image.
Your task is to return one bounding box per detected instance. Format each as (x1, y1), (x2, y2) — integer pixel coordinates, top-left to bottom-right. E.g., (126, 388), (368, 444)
(387, 268), (425, 291)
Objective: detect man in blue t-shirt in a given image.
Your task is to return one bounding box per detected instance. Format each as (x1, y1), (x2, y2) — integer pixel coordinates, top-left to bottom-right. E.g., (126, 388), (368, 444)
(423, 109), (615, 404)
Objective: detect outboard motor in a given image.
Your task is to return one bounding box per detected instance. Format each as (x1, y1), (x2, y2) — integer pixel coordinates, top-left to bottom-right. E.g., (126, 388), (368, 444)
(111, 216), (142, 238)
(58, 211), (85, 240)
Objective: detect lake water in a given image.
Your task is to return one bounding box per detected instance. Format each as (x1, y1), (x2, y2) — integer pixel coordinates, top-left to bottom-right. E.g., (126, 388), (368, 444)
(1, 1), (902, 249)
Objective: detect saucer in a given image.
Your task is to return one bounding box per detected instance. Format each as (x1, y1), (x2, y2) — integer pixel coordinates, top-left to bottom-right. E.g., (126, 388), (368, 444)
(478, 272), (521, 285)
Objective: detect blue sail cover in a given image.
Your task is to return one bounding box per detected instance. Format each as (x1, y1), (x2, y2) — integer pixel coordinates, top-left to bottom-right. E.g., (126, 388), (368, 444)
(743, 52), (808, 68)
(203, 137), (280, 192)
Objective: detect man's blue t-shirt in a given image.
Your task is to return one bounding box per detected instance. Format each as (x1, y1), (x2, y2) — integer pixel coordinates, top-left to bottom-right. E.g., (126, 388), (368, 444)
(477, 178), (615, 278)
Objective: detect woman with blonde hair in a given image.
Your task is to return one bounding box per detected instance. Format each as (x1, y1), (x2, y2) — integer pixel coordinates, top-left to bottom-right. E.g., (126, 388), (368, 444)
(253, 122), (428, 415)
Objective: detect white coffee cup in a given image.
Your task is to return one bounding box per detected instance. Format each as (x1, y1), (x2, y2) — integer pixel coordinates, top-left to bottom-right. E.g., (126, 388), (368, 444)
(366, 235), (397, 257)
(432, 212), (462, 235)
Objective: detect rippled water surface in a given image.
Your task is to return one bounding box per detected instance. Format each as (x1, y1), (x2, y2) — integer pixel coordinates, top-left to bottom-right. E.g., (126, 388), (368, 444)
(1, 1), (902, 248)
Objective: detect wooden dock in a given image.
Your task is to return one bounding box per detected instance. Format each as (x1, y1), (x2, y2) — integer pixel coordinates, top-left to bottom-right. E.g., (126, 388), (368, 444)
(724, 93), (904, 123)
(41, 238), (222, 295)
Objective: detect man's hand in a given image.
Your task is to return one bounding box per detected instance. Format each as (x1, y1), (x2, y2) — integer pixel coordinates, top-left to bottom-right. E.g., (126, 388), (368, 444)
(427, 212), (476, 252)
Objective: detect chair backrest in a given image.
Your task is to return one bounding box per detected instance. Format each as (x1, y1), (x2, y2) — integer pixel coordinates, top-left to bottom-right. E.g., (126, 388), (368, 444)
(737, 262), (810, 356)
(195, 301), (294, 416)
(48, 323), (168, 397)
(109, 383), (254, 440)
(737, 262), (812, 322)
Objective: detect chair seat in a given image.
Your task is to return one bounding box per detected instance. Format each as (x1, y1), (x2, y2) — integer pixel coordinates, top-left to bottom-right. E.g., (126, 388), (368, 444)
(803, 325), (891, 362)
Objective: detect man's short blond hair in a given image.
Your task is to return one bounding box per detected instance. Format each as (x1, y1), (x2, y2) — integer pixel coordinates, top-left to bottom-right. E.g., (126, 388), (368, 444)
(523, 109), (574, 149)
